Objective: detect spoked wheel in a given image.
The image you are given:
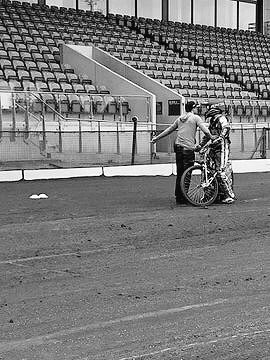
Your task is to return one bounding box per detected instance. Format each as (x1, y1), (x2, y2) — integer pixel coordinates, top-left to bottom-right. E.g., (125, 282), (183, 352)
(180, 165), (219, 206)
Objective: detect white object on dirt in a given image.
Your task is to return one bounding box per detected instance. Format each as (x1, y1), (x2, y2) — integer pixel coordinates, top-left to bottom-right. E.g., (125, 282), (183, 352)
(38, 193), (49, 199)
(29, 194), (39, 199)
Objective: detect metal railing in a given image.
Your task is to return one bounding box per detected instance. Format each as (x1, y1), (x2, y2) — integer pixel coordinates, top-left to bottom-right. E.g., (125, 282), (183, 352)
(0, 90), (269, 169)
(0, 124), (268, 170)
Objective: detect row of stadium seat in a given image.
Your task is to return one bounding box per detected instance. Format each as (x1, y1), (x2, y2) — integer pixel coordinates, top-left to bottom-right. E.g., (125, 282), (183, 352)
(0, 0), (268, 121)
(14, 93), (130, 116)
(120, 15), (270, 99)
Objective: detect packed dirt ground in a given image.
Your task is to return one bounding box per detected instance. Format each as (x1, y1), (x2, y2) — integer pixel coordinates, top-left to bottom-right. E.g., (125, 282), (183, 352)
(0, 173), (269, 359)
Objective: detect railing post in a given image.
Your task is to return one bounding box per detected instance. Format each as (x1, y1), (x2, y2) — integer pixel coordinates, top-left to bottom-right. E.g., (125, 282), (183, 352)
(24, 92), (29, 140)
(10, 92), (16, 142)
(146, 96), (150, 122)
(98, 121), (101, 153)
(119, 97), (123, 122)
(131, 116), (138, 165)
(116, 122), (120, 154)
(78, 120), (82, 153)
(58, 122), (62, 153)
(260, 127), (266, 159)
(90, 96), (94, 120)
(254, 123), (257, 151)
(42, 115), (46, 153)
(240, 124), (244, 152)
(150, 124), (153, 164)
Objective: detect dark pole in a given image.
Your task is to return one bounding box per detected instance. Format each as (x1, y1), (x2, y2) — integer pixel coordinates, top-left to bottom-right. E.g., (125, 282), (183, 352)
(191, 0), (194, 25)
(214, 0), (217, 27)
(131, 116), (138, 165)
(256, 0), (264, 34)
(76, 0), (79, 11)
(162, 0), (169, 22)
(106, 0), (109, 16)
(237, 0), (239, 30)
(135, 0), (138, 18)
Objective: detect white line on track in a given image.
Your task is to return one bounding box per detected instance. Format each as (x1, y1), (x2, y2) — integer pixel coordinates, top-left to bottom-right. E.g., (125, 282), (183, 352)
(0, 245), (134, 266)
(118, 328), (270, 360)
(7, 262), (79, 276)
(0, 298), (228, 352)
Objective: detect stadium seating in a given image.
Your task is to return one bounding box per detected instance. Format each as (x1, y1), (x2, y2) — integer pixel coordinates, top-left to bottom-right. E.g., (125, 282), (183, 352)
(0, 0), (269, 120)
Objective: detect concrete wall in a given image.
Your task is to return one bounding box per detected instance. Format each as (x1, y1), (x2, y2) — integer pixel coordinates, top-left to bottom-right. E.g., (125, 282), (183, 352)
(92, 46), (184, 126)
(62, 44), (155, 123)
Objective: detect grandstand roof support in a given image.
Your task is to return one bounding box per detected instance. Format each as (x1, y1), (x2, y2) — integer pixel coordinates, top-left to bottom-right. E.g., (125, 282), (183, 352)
(256, 0), (263, 33)
(106, 0), (109, 16)
(135, 0), (137, 18)
(162, 0), (168, 22)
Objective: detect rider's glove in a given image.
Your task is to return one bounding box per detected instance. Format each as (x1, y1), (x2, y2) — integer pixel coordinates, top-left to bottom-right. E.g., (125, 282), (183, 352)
(194, 145), (202, 152)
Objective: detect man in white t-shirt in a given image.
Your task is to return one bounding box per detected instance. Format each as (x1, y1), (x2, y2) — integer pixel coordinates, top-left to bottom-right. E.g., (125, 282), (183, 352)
(151, 101), (214, 204)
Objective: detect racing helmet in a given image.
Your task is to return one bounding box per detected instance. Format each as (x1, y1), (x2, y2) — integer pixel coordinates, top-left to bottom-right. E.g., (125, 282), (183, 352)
(205, 106), (222, 120)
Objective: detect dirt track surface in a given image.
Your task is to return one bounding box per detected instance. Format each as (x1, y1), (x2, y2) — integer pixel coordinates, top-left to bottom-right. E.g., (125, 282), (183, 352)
(0, 173), (270, 360)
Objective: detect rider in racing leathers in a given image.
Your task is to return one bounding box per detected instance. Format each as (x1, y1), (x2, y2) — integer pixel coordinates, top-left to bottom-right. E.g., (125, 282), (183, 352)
(195, 106), (235, 204)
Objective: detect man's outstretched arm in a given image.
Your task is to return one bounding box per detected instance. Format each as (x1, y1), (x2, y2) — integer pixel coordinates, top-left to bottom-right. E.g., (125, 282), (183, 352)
(151, 121), (178, 143)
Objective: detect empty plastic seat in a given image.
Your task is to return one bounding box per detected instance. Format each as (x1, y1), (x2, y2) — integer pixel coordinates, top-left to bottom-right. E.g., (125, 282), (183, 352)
(60, 82), (73, 93)
(98, 85), (110, 94)
(13, 59), (26, 70)
(68, 94), (81, 112)
(57, 94), (69, 113)
(66, 73), (80, 84)
(0, 80), (10, 90)
(72, 83), (85, 93)
(85, 84), (98, 94)
(49, 62), (62, 73)
(43, 71), (56, 83)
(4, 69), (17, 81)
(9, 80), (22, 91)
(80, 74), (92, 85)
(22, 80), (36, 91)
(17, 70), (31, 81)
(20, 52), (32, 62)
(61, 64), (74, 73)
(35, 81), (49, 92)
(37, 62), (50, 72)
(104, 95), (117, 114)
(0, 59), (12, 69)
(92, 95), (105, 113)
(42, 93), (56, 112)
(48, 82), (62, 92)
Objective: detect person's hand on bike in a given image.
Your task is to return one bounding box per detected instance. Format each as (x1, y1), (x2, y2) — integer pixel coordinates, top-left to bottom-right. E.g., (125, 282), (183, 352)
(194, 145), (202, 152)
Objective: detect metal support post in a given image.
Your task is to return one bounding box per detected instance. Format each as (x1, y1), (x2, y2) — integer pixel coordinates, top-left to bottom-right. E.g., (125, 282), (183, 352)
(260, 127), (267, 159)
(98, 121), (101, 153)
(10, 92), (16, 142)
(78, 120), (82, 153)
(131, 116), (138, 165)
(24, 92), (29, 139)
(58, 122), (62, 153)
(116, 122), (120, 154)
(240, 125), (244, 152)
(42, 115), (46, 153)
